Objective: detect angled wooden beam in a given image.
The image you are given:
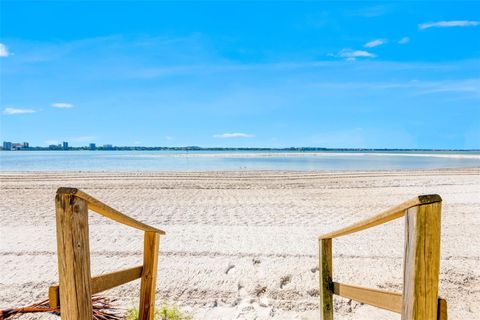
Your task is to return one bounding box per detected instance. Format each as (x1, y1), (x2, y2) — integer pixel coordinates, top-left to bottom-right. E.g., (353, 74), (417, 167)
(319, 195), (441, 239)
(57, 187), (165, 234)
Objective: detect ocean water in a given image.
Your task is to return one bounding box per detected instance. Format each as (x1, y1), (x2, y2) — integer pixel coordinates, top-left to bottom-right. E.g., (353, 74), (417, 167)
(1, 150), (480, 172)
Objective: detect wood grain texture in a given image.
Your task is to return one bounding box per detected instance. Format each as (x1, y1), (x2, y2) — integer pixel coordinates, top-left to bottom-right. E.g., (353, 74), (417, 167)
(91, 265), (143, 294)
(319, 194), (441, 239)
(319, 239), (333, 320)
(139, 231), (160, 320)
(48, 285), (59, 309)
(402, 202), (441, 320)
(55, 193), (93, 319)
(56, 188), (165, 234)
(49, 265), (143, 307)
(333, 282), (402, 313)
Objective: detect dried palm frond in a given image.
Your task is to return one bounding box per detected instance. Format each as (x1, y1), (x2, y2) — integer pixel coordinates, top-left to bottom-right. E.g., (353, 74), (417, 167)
(0, 296), (123, 320)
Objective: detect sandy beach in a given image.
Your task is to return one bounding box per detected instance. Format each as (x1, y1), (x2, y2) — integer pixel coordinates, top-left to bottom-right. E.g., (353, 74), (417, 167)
(1, 168), (479, 319)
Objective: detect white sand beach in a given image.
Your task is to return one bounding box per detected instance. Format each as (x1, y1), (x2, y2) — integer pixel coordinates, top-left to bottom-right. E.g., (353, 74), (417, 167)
(1, 169), (479, 319)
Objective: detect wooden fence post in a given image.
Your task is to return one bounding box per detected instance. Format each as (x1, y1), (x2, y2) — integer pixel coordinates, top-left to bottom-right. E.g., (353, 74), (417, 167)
(320, 238), (333, 320)
(139, 231), (160, 320)
(402, 202), (441, 320)
(438, 298), (448, 320)
(55, 193), (93, 319)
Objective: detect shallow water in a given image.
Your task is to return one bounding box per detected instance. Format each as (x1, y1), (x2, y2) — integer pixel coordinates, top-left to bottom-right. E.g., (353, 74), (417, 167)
(1, 150), (479, 171)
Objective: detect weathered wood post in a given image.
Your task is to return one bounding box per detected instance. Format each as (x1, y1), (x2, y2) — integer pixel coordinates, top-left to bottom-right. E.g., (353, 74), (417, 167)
(139, 231), (160, 320)
(402, 199), (442, 320)
(55, 191), (93, 319)
(319, 238), (333, 320)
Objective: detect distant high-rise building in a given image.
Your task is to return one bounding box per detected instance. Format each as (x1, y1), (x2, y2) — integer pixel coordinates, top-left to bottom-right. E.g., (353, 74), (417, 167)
(63, 141), (69, 150)
(103, 144), (113, 150)
(89, 143), (96, 150)
(3, 141), (29, 150)
(3, 141), (12, 150)
(11, 143), (26, 150)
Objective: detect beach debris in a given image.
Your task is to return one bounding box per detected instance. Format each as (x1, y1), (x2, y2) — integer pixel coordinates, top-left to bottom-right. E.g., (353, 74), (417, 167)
(306, 288), (319, 297)
(254, 285), (267, 297)
(279, 275), (291, 289)
(225, 263), (236, 274)
(0, 296), (123, 320)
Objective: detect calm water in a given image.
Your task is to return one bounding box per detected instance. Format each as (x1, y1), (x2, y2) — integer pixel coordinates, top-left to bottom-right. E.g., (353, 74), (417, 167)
(1, 151), (480, 172)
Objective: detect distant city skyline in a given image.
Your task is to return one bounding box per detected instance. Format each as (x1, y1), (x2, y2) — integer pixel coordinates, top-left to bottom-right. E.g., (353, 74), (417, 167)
(1, 1), (479, 149)
(2, 140), (479, 152)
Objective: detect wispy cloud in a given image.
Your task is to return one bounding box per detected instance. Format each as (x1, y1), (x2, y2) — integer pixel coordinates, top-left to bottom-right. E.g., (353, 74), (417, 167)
(337, 49), (376, 61)
(309, 78), (480, 99)
(3, 107), (36, 115)
(0, 43), (10, 57)
(213, 133), (255, 138)
(45, 140), (59, 145)
(165, 136), (174, 140)
(398, 37), (410, 44)
(364, 39), (386, 48)
(51, 102), (74, 108)
(419, 20), (480, 30)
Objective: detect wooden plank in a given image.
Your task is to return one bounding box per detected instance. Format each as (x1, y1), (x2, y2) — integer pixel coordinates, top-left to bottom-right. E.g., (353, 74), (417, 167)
(55, 193), (93, 319)
(319, 195), (441, 239)
(438, 298), (448, 320)
(91, 265), (143, 294)
(333, 282), (402, 313)
(57, 187), (165, 234)
(49, 265), (143, 307)
(48, 285), (59, 309)
(319, 238), (333, 320)
(401, 202), (441, 320)
(139, 231), (160, 320)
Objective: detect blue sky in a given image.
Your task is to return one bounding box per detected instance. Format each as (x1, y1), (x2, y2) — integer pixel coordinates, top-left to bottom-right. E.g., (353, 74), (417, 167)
(1, 1), (479, 149)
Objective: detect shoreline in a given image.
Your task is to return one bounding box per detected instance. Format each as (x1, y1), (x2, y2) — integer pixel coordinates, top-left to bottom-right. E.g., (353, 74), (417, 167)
(1, 166), (480, 174)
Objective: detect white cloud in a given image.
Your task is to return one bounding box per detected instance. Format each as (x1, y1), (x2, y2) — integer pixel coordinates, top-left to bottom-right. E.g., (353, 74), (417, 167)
(398, 37), (410, 44)
(45, 140), (59, 145)
(338, 49), (376, 60)
(419, 20), (480, 30)
(3, 107), (36, 115)
(364, 39), (386, 48)
(0, 43), (9, 57)
(213, 133), (255, 138)
(51, 102), (74, 108)
(165, 136), (174, 140)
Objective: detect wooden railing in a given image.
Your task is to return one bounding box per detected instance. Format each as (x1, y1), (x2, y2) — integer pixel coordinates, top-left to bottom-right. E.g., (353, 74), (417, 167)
(318, 194), (447, 320)
(48, 187), (165, 320)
